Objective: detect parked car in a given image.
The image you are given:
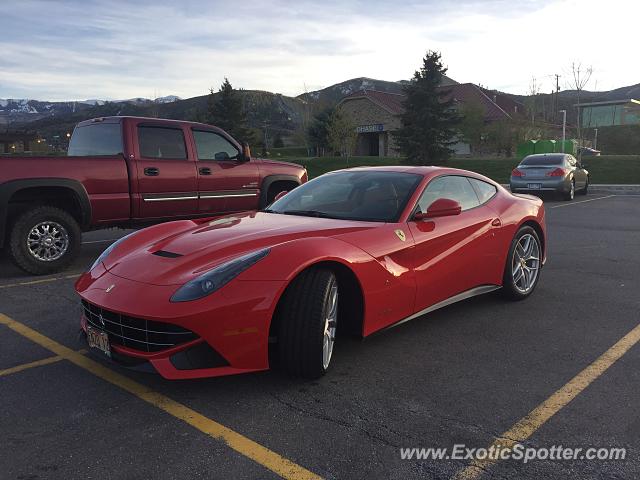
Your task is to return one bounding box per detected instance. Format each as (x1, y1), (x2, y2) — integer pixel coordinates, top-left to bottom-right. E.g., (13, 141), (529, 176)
(0, 116), (307, 275)
(76, 166), (546, 379)
(578, 147), (601, 156)
(510, 153), (589, 200)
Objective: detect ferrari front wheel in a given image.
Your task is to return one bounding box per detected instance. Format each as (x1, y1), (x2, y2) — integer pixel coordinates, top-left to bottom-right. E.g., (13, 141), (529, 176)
(277, 268), (338, 378)
(502, 226), (542, 300)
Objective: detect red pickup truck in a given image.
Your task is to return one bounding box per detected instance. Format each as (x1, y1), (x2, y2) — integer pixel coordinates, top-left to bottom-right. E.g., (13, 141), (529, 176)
(0, 116), (307, 275)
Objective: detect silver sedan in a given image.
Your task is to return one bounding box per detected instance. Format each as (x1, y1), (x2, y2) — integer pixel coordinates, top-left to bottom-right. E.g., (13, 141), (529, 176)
(510, 153), (589, 201)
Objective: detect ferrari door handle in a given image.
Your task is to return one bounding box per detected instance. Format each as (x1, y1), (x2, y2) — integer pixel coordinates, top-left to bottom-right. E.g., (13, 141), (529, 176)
(491, 218), (502, 227)
(199, 167), (212, 175)
(144, 167), (159, 176)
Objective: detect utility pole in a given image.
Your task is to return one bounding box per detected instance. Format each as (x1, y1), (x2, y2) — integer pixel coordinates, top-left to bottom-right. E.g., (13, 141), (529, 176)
(560, 109), (567, 152)
(594, 128), (598, 150)
(554, 74), (561, 118)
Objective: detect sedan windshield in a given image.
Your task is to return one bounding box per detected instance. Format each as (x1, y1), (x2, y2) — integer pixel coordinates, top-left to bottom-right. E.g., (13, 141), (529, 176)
(266, 170), (423, 222)
(521, 155), (565, 166)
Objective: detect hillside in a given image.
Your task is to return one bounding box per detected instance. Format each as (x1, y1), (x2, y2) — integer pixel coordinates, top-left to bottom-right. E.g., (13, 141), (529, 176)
(4, 77), (638, 141)
(297, 76), (457, 107)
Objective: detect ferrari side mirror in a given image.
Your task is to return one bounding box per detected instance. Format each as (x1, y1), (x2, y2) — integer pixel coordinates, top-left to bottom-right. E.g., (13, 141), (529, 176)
(424, 198), (462, 218)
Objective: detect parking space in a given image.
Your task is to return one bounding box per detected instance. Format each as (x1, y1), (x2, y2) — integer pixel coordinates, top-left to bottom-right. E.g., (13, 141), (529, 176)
(1, 195), (639, 479)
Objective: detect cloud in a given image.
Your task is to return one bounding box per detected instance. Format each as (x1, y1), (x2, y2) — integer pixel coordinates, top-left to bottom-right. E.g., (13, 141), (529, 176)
(0, 0), (637, 101)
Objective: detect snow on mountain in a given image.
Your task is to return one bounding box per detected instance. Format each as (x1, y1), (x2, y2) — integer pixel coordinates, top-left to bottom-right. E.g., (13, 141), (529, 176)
(155, 95), (181, 103)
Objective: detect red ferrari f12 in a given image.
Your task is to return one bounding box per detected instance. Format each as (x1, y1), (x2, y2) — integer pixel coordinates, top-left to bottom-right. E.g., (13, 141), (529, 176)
(76, 167), (546, 379)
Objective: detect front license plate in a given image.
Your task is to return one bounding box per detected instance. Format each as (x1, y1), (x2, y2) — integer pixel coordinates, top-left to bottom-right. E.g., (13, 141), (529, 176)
(87, 325), (111, 357)
(527, 183), (542, 189)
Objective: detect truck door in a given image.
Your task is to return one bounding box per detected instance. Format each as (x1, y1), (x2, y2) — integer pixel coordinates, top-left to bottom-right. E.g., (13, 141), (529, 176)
(191, 128), (260, 213)
(134, 123), (199, 218)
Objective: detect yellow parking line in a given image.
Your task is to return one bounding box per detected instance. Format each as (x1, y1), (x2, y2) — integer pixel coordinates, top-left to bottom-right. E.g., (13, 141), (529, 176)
(454, 321), (640, 480)
(0, 273), (81, 290)
(0, 313), (322, 480)
(0, 349), (87, 377)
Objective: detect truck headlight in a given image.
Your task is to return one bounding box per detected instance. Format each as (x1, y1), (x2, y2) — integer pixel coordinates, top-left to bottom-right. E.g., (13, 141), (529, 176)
(170, 249), (270, 302)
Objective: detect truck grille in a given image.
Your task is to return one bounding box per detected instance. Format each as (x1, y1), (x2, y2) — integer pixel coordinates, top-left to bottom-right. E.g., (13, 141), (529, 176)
(81, 300), (197, 352)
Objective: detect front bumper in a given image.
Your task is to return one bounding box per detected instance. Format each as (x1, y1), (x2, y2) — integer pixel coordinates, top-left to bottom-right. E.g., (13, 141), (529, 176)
(76, 265), (285, 379)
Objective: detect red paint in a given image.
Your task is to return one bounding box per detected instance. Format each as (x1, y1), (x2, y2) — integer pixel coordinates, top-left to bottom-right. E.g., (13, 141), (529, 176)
(76, 166), (547, 379)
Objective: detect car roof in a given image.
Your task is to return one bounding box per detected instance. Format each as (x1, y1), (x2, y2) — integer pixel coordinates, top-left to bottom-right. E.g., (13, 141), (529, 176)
(76, 116), (217, 130)
(523, 153), (569, 159)
(333, 165), (498, 183)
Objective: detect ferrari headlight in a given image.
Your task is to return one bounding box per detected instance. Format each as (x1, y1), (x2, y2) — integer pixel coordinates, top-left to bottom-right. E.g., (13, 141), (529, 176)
(89, 231), (138, 271)
(170, 248), (270, 302)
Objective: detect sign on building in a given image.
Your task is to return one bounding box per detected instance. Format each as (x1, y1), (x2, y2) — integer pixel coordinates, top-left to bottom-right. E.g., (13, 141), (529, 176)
(356, 124), (384, 133)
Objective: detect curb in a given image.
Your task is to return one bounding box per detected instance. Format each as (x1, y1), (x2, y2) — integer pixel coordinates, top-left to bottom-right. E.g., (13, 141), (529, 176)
(502, 184), (640, 195)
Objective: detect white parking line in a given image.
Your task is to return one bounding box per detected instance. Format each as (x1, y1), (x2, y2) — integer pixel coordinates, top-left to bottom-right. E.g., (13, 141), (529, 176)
(82, 238), (122, 245)
(550, 195), (616, 209)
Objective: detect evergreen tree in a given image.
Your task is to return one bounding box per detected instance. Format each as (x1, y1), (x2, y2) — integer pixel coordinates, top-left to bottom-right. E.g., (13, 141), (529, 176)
(393, 51), (460, 165)
(307, 107), (334, 156)
(206, 78), (254, 142)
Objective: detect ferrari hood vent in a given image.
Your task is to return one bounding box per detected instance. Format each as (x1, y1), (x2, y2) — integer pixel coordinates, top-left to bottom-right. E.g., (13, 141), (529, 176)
(152, 250), (183, 258)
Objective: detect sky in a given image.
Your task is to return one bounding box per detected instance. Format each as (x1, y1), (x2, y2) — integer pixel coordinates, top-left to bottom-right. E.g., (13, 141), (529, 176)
(1, 0), (638, 101)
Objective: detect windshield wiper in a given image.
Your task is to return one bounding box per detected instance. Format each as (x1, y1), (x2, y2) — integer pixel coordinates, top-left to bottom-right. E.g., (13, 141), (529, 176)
(281, 210), (337, 219)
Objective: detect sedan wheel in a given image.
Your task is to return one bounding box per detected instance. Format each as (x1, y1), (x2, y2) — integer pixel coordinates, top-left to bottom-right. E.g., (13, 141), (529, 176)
(564, 179), (575, 201)
(503, 226), (542, 300)
(277, 268), (339, 378)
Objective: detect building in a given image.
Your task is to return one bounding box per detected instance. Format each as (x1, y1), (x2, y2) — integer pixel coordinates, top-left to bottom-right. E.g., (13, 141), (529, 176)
(577, 99), (640, 128)
(338, 83), (520, 157)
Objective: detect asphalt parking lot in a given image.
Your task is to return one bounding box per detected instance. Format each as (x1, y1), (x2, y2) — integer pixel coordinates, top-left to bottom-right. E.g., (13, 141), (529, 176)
(1, 194), (639, 480)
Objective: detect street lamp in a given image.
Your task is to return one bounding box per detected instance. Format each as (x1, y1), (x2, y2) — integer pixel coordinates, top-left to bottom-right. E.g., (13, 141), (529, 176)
(559, 109), (567, 152)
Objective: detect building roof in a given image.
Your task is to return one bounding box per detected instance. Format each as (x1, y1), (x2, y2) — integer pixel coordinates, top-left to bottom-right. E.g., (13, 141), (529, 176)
(339, 90), (407, 115)
(339, 83), (513, 122)
(575, 99), (640, 107)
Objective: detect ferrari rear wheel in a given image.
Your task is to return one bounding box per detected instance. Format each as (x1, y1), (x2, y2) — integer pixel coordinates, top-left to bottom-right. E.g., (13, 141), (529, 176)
(502, 226), (542, 300)
(277, 267), (338, 378)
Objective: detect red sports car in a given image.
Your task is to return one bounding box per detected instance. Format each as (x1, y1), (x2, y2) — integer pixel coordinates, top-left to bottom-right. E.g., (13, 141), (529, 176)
(76, 167), (546, 379)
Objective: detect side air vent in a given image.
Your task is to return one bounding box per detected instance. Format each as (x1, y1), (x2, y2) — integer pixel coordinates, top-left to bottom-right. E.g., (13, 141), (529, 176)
(152, 250), (183, 258)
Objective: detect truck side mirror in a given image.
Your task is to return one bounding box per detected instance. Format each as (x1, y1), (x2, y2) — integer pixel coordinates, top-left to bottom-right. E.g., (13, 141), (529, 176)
(240, 142), (251, 162)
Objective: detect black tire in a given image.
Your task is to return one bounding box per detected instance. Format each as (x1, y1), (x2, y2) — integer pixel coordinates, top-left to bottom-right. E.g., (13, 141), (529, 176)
(261, 182), (298, 208)
(277, 267), (338, 378)
(578, 176), (589, 195)
(563, 179), (575, 201)
(502, 226), (542, 301)
(8, 206), (81, 275)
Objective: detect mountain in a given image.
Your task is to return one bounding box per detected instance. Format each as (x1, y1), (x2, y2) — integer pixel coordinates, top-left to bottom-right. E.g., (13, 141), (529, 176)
(0, 95), (182, 126)
(298, 76), (458, 106)
(4, 77), (638, 138)
(16, 90), (307, 144)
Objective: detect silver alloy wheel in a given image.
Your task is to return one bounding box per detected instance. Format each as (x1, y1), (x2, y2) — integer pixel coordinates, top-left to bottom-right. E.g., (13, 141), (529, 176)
(26, 221), (70, 262)
(512, 233), (540, 294)
(322, 283), (338, 370)
(569, 180), (575, 200)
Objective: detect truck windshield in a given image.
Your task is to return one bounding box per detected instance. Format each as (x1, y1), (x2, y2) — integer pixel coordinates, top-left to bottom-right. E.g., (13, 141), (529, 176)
(68, 123), (123, 156)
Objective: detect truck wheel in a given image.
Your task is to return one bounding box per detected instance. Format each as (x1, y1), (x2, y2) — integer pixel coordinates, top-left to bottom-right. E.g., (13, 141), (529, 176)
(277, 267), (338, 378)
(8, 206), (81, 275)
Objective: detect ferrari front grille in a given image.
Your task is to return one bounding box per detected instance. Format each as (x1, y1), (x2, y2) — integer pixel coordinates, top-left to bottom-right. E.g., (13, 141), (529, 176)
(81, 300), (197, 352)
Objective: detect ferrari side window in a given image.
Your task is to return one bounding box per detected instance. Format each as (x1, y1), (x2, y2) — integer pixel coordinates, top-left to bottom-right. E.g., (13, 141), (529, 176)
(468, 178), (497, 204)
(417, 176), (480, 212)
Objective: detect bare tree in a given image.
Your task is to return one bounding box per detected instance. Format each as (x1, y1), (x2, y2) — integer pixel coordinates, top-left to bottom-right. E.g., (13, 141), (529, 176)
(570, 62), (593, 148)
(527, 76), (540, 125)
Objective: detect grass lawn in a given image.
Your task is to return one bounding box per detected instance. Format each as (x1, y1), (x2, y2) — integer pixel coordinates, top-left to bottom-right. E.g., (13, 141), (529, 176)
(287, 155), (640, 184)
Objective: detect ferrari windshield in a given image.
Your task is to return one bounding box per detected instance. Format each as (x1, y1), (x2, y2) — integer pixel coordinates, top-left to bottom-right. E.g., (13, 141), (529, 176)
(266, 170), (423, 222)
